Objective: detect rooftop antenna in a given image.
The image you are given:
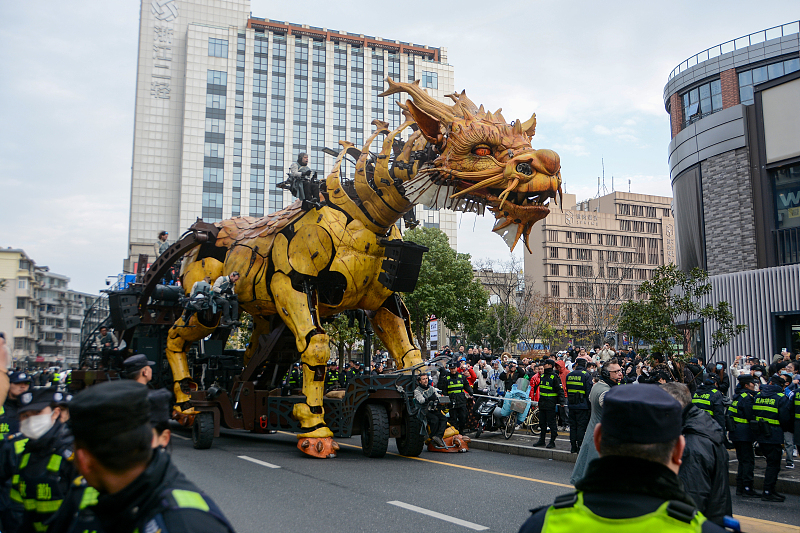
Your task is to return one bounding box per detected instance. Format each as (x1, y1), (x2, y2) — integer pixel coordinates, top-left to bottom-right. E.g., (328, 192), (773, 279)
(628, 178), (631, 193)
(612, 174), (614, 192)
(597, 158), (608, 198)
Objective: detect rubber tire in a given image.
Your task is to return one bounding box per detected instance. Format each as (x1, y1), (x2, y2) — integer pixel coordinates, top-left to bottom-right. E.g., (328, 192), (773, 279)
(192, 412), (214, 449)
(395, 413), (425, 457)
(475, 422), (483, 439)
(361, 404), (390, 458)
(528, 409), (542, 437)
(503, 415), (515, 440)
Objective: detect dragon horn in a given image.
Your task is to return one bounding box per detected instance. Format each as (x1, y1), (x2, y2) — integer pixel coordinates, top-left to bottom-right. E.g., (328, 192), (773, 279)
(380, 78), (455, 125)
(520, 113), (537, 136)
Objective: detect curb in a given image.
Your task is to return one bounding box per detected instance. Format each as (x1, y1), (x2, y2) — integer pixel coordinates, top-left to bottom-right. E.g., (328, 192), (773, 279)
(470, 438), (800, 496)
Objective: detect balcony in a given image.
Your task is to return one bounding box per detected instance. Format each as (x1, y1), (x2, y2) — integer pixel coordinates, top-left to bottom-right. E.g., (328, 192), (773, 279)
(775, 227), (800, 265)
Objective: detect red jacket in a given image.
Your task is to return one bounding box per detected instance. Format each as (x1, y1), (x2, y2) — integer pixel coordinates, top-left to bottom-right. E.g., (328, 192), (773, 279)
(460, 366), (477, 387)
(528, 373), (541, 402)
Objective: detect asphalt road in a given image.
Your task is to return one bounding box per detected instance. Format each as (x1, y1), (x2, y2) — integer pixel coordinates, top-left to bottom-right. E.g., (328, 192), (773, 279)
(169, 427), (800, 533)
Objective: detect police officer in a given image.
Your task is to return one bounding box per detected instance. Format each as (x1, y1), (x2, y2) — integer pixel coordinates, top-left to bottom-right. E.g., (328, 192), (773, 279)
(414, 374), (447, 448)
(1, 372), (31, 439)
(9, 387), (76, 533)
(692, 374), (725, 430)
(534, 360), (563, 449)
(565, 359), (592, 454)
(123, 355), (156, 386)
(324, 363), (339, 391)
(519, 385), (727, 533)
(283, 363), (302, 396)
(63, 381), (235, 533)
(751, 374), (793, 502)
(728, 374), (759, 497)
(438, 361), (472, 433)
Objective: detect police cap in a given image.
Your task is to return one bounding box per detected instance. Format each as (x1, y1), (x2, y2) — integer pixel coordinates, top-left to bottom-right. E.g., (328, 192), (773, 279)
(123, 354), (155, 375)
(737, 374), (757, 385)
(9, 371), (31, 384)
(69, 381), (150, 442)
(148, 389), (172, 427)
(19, 387), (63, 414)
(447, 361), (458, 369)
(601, 384), (682, 444)
(769, 374), (785, 386)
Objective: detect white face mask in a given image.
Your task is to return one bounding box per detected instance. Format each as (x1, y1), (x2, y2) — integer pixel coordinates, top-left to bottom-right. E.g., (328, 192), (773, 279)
(20, 412), (55, 440)
(754, 371), (762, 377)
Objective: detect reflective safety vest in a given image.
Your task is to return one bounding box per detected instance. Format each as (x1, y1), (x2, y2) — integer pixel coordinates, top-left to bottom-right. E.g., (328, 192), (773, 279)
(728, 393), (748, 424)
(795, 393), (800, 421)
(691, 388), (718, 417)
(539, 374), (560, 398)
(325, 370), (339, 387)
(542, 491), (706, 533)
(12, 451), (71, 532)
(444, 374), (465, 395)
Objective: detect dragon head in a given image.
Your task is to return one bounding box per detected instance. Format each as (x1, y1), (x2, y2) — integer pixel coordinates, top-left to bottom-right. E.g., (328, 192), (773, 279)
(380, 79), (561, 253)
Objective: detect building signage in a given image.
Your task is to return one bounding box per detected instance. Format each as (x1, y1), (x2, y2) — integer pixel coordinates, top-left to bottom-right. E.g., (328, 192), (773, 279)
(150, 0), (178, 100)
(430, 319), (438, 342)
(664, 223), (675, 264)
(564, 212), (598, 226)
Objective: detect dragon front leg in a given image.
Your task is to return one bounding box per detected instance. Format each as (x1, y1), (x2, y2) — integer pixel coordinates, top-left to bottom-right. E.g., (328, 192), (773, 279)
(166, 314), (218, 409)
(270, 272), (338, 458)
(370, 294), (423, 369)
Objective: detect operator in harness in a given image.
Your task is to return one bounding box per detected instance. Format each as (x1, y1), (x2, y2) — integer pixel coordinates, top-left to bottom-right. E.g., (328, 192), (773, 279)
(181, 276), (213, 323)
(212, 272), (241, 327)
(414, 374), (447, 448)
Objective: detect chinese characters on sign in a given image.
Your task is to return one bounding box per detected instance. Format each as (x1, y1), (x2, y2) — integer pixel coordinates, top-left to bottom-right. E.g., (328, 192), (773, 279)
(564, 212), (598, 226)
(150, 0), (177, 100)
(664, 224), (675, 264)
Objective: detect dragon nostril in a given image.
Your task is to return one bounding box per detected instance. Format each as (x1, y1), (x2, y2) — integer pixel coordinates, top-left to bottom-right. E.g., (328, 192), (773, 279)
(516, 162), (533, 176)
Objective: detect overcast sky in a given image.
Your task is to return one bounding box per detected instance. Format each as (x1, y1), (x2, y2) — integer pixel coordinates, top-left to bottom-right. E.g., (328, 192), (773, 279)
(0, 1), (796, 293)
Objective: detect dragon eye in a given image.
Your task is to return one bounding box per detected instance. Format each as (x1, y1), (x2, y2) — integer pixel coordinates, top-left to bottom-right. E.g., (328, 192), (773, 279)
(473, 145), (491, 157)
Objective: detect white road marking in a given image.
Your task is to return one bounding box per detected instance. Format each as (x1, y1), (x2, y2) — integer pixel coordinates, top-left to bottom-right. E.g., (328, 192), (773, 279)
(172, 434), (190, 441)
(238, 455), (281, 469)
(387, 501), (488, 531)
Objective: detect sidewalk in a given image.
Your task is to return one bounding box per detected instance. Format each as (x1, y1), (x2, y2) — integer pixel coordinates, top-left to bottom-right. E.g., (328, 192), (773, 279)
(468, 427), (800, 495)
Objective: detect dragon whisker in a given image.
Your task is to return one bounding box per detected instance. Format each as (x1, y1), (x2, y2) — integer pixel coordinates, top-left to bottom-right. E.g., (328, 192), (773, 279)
(450, 174), (505, 198)
(497, 177), (519, 210)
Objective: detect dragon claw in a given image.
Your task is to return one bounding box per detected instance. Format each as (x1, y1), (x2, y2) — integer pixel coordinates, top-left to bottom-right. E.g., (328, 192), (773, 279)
(297, 436), (338, 459)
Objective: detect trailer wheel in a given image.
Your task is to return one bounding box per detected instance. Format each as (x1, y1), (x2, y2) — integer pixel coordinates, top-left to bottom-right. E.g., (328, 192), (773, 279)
(361, 404), (389, 458)
(192, 412), (214, 449)
(395, 412), (425, 457)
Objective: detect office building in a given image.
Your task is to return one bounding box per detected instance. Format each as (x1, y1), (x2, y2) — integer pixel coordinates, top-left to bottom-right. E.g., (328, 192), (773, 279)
(665, 20), (800, 360)
(523, 191), (676, 339)
(127, 0), (457, 270)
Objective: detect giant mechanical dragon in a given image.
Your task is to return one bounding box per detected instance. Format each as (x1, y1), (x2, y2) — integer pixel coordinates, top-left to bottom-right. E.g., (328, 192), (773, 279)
(167, 79), (561, 458)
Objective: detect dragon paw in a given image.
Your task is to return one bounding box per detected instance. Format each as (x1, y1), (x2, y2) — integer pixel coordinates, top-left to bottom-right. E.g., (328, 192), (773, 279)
(297, 434), (339, 459)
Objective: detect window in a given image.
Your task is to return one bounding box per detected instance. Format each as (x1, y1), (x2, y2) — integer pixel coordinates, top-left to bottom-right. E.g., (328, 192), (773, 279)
(207, 70), (227, 86)
(738, 58), (800, 105)
(565, 231), (572, 243)
(550, 264), (559, 276)
(568, 284), (574, 298)
(682, 79), (722, 126)
(18, 280), (26, 289)
(620, 236), (632, 247)
(607, 267), (619, 278)
(619, 220), (631, 232)
(205, 118), (225, 133)
(549, 247), (559, 259)
(421, 71), (438, 89)
(15, 320), (23, 329)
(566, 248), (573, 260)
(550, 283), (560, 297)
(204, 142), (225, 158)
(567, 265), (574, 277)
(206, 94), (226, 110)
(663, 209), (671, 218)
(577, 283), (592, 298)
(576, 265), (593, 278)
(208, 38), (228, 58)
(645, 206), (657, 218)
(575, 249), (591, 261)
(548, 230), (558, 242)
(16, 298), (25, 309)
(605, 234), (617, 246)
(575, 232), (590, 244)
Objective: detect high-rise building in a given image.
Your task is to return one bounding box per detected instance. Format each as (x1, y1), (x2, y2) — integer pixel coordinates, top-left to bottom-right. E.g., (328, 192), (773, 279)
(523, 191), (676, 341)
(127, 0), (457, 270)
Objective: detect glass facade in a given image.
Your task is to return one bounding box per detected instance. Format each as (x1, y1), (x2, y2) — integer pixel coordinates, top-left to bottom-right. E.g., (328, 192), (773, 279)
(371, 51), (384, 152)
(292, 37), (309, 161)
(232, 33), (245, 217)
(333, 44), (347, 175)
(202, 69), (227, 222)
(350, 47), (365, 147)
(387, 53), (401, 129)
(268, 35), (287, 213)
(310, 41), (326, 172)
(774, 162), (800, 230)
(738, 58), (800, 105)
(681, 79), (722, 126)
(421, 70), (438, 89)
(208, 38), (228, 58)
(250, 34), (269, 217)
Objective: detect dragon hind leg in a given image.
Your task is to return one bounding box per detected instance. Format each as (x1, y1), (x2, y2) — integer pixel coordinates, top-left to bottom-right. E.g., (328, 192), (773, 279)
(166, 314), (217, 406)
(270, 272), (337, 457)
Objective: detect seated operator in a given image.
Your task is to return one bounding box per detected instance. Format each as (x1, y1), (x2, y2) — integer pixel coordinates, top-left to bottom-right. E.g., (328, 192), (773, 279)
(182, 276), (212, 322)
(213, 272), (241, 327)
(414, 373), (447, 448)
(287, 152), (313, 201)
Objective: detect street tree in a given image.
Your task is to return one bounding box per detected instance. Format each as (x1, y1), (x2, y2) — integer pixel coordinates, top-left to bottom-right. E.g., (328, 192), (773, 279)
(403, 227), (488, 351)
(618, 264), (746, 361)
(326, 313), (361, 368)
